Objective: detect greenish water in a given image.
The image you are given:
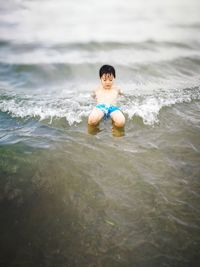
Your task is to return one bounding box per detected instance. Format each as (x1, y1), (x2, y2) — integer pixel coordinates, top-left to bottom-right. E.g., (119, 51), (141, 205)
(0, 102), (200, 267)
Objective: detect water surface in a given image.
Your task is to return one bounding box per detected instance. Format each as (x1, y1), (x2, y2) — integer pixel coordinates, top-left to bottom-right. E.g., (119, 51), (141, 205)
(0, 0), (200, 266)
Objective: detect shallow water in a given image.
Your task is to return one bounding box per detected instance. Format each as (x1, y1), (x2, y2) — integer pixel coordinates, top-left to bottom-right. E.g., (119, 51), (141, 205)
(0, 0), (200, 266)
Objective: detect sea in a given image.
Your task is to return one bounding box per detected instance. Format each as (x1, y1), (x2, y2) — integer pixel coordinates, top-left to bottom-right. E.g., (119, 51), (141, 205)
(0, 0), (200, 266)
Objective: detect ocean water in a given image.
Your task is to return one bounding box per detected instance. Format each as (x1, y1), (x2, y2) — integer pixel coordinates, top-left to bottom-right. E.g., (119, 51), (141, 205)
(0, 0), (200, 266)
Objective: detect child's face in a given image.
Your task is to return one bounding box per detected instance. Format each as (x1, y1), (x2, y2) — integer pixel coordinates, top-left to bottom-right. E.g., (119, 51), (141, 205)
(100, 73), (114, 89)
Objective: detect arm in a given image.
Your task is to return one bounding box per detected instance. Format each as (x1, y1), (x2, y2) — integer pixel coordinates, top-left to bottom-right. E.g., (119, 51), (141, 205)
(91, 90), (96, 99)
(118, 87), (124, 96)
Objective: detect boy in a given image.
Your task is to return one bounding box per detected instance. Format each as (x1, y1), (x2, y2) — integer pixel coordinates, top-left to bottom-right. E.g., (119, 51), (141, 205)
(88, 65), (125, 128)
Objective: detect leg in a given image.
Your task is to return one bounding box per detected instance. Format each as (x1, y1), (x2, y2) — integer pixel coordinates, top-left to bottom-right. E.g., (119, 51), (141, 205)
(88, 108), (104, 126)
(112, 124), (125, 137)
(88, 124), (101, 135)
(110, 110), (125, 128)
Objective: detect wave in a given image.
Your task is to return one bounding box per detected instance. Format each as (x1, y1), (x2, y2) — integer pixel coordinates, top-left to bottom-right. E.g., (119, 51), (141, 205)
(0, 54), (199, 90)
(175, 22), (200, 29)
(1, 52), (199, 66)
(1, 39), (198, 51)
(0, 41), (199, 65)
(0, 95), (89, 126)
(123, 86), (200, 125)
(0, 86), (199, 126)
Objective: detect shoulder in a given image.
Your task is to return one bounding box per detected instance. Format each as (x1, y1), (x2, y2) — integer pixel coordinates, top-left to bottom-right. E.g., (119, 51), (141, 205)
(113, 86), (124, 95)
(93, 85), (102, 92)
(93, 85), (103, 94)
(91, 86), (100, 98)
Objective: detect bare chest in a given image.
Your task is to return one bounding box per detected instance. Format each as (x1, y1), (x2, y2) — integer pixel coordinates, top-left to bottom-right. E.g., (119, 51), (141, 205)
(96, 89), (118, 100)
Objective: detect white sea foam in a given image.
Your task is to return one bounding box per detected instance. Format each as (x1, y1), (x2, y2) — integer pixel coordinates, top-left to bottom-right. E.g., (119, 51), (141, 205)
(0, 86), (199, 126)
(123, 86), (200, 125)
(0, 95), (92, 126)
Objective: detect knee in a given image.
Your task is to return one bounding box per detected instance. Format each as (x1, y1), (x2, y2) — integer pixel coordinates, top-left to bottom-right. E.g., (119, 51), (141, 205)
(114, 116), (125, 128)
(88, 115), (99, 126)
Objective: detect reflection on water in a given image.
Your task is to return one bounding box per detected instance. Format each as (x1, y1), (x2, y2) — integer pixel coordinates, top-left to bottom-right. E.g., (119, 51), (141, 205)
(87, 124), (102, 136)
(87, 123), (125, 137)
(112, 125), (125, 138)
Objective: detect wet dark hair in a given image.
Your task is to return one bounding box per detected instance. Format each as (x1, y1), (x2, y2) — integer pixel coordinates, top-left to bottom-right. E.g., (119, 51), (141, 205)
(99, 65), (116, 78)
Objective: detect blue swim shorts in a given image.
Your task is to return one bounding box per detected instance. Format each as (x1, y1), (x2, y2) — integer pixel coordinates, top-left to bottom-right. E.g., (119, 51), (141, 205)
(96, 104), (120, 119)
